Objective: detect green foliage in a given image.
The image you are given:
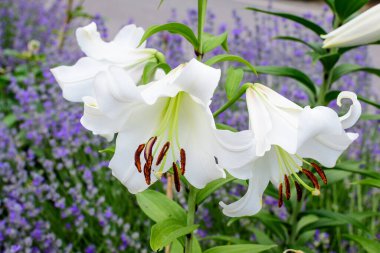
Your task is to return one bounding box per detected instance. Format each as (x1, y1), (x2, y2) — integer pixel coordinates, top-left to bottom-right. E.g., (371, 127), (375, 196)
(202, 32), (229, 54)
(325, 90), (380, 109)
(203, 244), (277, 253)
(352, 179), (380, 189)
(274, 36), (326, 54)
(344, 234), (380, 253)
(205, 54), (256, 75)
(330, 63), (380, 85)
(150, 219), (198, 251)
(246, 7), (326, 36)
(139, 23), (199, 48)
(141, 61), (171, 84)
(196, 175), (236, 204)
(225, 68), (244, 101)
(334, 0), (368, 22)
(136, 190), (187, 224)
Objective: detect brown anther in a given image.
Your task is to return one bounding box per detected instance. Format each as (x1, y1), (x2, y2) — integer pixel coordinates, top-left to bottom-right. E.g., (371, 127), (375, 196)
(180, 149), (186, 175)
(156, 142), (170, 166)
(302, 169), (320, 190)
(294, 181), (302, 201)
(284, 175), (291, 200)
(311, 162), (327, 185)
(144, 136), (157, 161)
(134, 144), (145, 173)
(172, 162), (181, 192)
(278, 183), (283, 208)
(144, 155), (153, 185)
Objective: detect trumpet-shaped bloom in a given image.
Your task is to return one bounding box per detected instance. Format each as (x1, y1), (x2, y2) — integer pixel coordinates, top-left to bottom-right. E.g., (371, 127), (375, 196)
(83, 59), (255, 193)
(50, 22), (157, 102)
(221, 84), (361, 217)
(322, 3), (380, 48)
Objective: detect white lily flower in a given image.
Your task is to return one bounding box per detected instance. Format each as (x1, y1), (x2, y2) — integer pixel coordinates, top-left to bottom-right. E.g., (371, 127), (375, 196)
(221, 84), (361, 217)
(322, 4), (380, 48)
(50, 22), (157, 102)
(83, 59), (255, 194)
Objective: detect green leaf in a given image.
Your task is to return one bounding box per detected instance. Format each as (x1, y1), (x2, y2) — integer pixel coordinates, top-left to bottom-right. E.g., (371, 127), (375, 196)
(203, 32), (229, 53)
(335, 0), (368, 22)
(247, 227), (276, 245)
(324, 169), (352, 184)
(333, 161), (380, 180)
(306, 210), (370, 233)
(136, 190), (187, 224)
(325, 0), (335, 12)
(205, 54), (256, 75)
(150, 219), (198, 251)
(344, 234), (380, 253)
(141, 62), (171, 84)
(318, 53), (340, 70)
(295, 215), (319, 235)
(204, 244), (277, 253)
(3, 113), (17, 127)
(139, 23), (198, 48)
(225, 68), (244, 100)
(196, 175), (235, 204)
(299, 217), (347, 233)
(253, 66), (317, 98)
(324, 90), (380, 109)
(360, 114), (380, 121)
(273, 36), (325, 54)
(216, 123), (238, 132)
(246, 7), (326, 36)
(203, 235), (250, 244)
(98, 146), (115, 155)
(330, 63), (380, 85)
(352, 179), (380, 188)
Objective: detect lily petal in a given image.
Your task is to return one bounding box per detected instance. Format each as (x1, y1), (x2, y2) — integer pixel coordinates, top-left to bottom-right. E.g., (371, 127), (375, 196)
(50, 57), (106, 102)
(337, 91), (362, 129)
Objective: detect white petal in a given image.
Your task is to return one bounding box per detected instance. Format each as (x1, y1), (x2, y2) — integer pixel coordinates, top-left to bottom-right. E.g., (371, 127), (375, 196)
(177, 94), (225, 188)
(93, 67), (142, 119)
(50, 57), (106, 102)
(214, 129), (258, 178)
(246, 86), (300, 156)
(220, 176), (269, 217)
(76, 22), (155, 64)
(80, 96), (127, 135)
(337, 91), (362, 129)
(174, 59), (221, 105)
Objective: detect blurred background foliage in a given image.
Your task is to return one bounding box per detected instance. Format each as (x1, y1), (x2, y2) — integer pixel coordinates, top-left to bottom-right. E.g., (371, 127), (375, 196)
(0, 0), (379, 252)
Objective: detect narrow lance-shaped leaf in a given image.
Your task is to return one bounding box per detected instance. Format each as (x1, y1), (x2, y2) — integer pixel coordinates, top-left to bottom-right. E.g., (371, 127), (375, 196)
(203, 244), (277, 253)
(139, 23), (199, 48)
(250, 66), (317, 99)
(330, 63), (380, 84)
(274, 36), (326, 54)
(196, 174), (235, 204)
(150, 219), (198, 252)
(334, 0), (369, 22)
(205, 54), (256, 74)
(344, 234), (380, 253)
(202, 32), (229, 53)
(136, 190), (187, 224)
(246, 7), (326, 36)
(225, 67), (244, 100)
(352, 179), (380, 189)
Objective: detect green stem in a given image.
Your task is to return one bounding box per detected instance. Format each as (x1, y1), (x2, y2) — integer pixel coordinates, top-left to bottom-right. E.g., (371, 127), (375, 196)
(213, 83), (252, 118)
(185, 186), (197, 253)
(289, 197), (302, 245)
(197, 0), (208, 59)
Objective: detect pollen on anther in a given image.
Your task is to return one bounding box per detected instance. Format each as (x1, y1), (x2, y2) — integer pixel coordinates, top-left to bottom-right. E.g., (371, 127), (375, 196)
(172, 162), (181, 192)
(284, 175), (291, 200)
(278, 183), (283, 208)
(156, 142), (170, 166)
(144, 136), (157, 161)
(180, 149), (186, 175)
(311, 162), (327, 185)
(302, 169), (320, 190)
(134, 144), (145, 173)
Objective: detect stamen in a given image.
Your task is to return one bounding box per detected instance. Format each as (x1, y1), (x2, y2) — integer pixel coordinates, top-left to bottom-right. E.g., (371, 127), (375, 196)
(294, 181), (302, 201)
(172, 162), (181, 192)
(278, 183), (283, 208)
(180, 149), (186, 175)
(284, 175), (291, 200)
(156, 142), (170, 166)
(144, 136), (157, 161)
(311, 162), (327, 184)
(302, 169), (320, 190)
(134, 144), (145, 173)
(144, 155), (153, 185)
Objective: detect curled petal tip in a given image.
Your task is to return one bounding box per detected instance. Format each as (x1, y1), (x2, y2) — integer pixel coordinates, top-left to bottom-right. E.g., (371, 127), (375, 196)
(337, 91), (362, 129)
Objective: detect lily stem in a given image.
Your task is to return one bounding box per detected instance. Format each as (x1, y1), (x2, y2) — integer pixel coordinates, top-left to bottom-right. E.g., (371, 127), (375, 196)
(196, 0), (207, 60)
(185, 186), (197, 253)
(289, 195), (302, 246)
